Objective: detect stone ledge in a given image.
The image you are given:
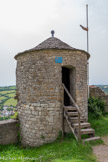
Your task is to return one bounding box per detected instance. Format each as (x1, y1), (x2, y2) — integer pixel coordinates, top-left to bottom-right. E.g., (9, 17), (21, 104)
(89, 86), (108, 112)
(0, 119), (19, 145)
(0, 119), (19, 125)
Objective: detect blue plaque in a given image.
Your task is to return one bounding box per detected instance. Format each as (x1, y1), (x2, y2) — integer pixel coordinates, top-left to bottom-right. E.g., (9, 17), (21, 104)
(55, 57), (63, 63)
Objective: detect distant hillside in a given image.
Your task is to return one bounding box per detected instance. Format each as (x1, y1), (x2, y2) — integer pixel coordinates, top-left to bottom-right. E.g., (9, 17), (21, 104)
(0, 86), (17, 107)
(0, 86), (17, 120)
(0, 86), (16, 91)
(96, 85), (108, 94)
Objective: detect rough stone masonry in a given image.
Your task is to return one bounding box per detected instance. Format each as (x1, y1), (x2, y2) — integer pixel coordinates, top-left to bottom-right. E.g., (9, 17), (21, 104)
(0, 119), (19, 145)
(90, 85), (108, 112)
(15, 36), (90, 146)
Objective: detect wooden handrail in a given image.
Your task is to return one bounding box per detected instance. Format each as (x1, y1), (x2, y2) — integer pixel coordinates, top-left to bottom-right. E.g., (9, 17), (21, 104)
(62, 83), (81, 141)
(62, 84), (81, 114)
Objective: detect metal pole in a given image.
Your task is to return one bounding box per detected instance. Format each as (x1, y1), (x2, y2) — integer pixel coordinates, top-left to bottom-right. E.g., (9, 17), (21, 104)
(86, 4), (89, 99)
(86, 4), (89, 52)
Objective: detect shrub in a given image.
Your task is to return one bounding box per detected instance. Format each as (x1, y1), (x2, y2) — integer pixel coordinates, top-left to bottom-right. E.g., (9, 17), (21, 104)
(88, 96), (105, 118)
(0, 116), (10, 120)
(11, 112), (18, 119)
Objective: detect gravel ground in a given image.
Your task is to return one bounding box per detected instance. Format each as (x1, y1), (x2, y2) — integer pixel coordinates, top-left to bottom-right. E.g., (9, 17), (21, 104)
(93, 136), (108, 162)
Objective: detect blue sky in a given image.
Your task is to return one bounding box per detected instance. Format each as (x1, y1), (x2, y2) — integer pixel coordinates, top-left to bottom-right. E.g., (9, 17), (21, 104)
(0, 0), (108, 86)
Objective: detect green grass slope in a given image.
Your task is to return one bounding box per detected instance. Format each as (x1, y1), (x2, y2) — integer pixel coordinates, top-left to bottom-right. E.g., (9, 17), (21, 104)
(1, 114), (108, 162)
(0, 86), (108, 161)
(0, 86), (17, 108)
(0, 136), (96, 162)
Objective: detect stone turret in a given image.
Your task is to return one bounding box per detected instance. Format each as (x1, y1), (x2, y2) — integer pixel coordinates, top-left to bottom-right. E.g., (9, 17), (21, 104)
(15, 33), (90, 146)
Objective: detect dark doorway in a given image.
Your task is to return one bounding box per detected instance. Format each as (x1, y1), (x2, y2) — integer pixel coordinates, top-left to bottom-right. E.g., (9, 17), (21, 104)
(62, 67), (70, 106)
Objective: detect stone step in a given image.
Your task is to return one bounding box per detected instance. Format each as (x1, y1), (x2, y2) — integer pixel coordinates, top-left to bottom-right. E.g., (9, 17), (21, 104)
(81, 128), (95, 135)
(72, 122), (91, 129)
(83, 136), (101, 143)
(67, 112), (78, 116)
(64, 106), (77, 111)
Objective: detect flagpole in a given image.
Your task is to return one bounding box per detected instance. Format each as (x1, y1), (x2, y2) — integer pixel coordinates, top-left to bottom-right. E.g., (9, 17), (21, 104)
(86, 4), (89, 52)
(80, 5), (89, 98)
(86, 4), (89, 98)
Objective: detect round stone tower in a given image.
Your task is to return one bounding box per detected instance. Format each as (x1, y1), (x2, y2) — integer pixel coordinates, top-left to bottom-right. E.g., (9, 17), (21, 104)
(15, 32), (90, 146)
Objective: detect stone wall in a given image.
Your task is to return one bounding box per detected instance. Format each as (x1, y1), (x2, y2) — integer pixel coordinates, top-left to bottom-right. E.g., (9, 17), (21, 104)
(89, 86), (108, 112)
(16, 49), (88, 146)
(0, 119), (19, 145)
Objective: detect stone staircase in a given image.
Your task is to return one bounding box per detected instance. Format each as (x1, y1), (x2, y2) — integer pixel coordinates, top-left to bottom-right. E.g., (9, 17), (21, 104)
(62, 84), (101, 143)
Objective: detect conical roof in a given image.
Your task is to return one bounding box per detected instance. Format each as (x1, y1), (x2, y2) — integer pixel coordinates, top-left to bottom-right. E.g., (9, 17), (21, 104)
(30, 37), (75, 50)
(15, 36), (90, 59)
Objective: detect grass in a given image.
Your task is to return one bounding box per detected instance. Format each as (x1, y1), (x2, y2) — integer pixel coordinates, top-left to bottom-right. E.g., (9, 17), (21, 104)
(0, 136), (96, 162)
(88, 113), (108, 137)
(0, 87), (16, 108)
(0, 96), (6, 100)
(0, 90), (15, 95)
(5, 98), (17, 107)
(7, 93), (15, 98)
(0, 91), (10, 95)
(0, 112), (108, 161)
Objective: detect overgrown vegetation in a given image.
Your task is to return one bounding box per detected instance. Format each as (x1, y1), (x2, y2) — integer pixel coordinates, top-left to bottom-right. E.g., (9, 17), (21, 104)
(88, 96), (108, 139)
(11, 112), (18, 120)
(88, 113), (108, 137)
(88, 96), (105, 118)
(0, 116), (10, 121)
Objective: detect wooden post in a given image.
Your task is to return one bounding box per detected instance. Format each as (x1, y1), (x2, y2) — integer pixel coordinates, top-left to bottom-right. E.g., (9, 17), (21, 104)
(78, 113), (81, 141)
(62, 85), (64, 138)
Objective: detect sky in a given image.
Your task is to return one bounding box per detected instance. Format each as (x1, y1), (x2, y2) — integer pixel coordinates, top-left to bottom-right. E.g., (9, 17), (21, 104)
(0, 0), (108, 86)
